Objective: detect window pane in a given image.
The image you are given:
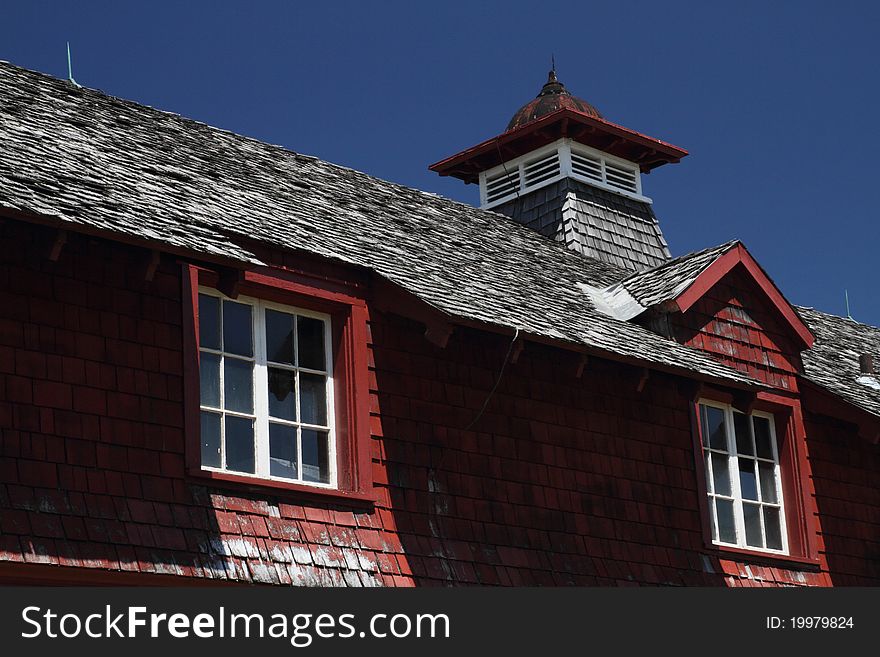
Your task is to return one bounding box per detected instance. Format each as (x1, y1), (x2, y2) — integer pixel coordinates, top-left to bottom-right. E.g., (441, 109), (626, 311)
(300, 373), (328, 426)
(267, 368), (296, 421)
(297, 316), (326, 370)
(223, 300), (253, 357)
(225, 415), (255, 473)
(301, 429), (330, 483)
(265, 309), (295, 365)
(269, 423), (297, 479)
(711, 453), (731, 496)
(759, 462), (778, 503)
(704, 453), (713, 494)
(198, 294), (221, 350)
(199, 352), (220, 407)
(734, 412), (753, 456)
(753, 416), (773, 459)
(764, 507), (783, 550)
(200, 411), (221, 468)
(739, 457), (759, 500)
(716, 498), (736, 544)
(743, 502), (763, 548)
(702, 406), (728, 451)
(224, 358), (253, 414)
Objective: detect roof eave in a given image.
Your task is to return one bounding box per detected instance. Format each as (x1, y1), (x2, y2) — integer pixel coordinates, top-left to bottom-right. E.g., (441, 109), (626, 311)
(429, 108), (688, 183)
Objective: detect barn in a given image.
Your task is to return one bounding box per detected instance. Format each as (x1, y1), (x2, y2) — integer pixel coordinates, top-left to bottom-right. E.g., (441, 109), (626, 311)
(0, 61), (877, 586)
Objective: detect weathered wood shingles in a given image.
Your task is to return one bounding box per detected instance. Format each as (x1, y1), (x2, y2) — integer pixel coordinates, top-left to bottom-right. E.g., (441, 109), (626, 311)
(0, 61), (758, 388)
(798, 307), (880, 417)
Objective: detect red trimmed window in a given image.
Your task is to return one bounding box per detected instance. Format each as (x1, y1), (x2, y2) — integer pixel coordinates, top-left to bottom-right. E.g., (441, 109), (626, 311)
(698, 401), (786, 553)
(182, 265), (373, 502)
(198, 290), (336, 486)
(693, 396), (818, 564)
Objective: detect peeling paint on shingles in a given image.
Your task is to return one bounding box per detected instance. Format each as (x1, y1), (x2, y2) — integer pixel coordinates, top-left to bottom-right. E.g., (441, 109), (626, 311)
(249, 560), (278, 584)
(343, 571), (363, 587)
(311, 546), (345, 568)
(268, 543), (294, 563)
(329, 527), (359, 549)
(341, 548), (362, 571)
(359, 571), (383, 587)
(286, 563), (324, 587)
(290, 545), (313, 565)
(323, 568), (347, 587)
(357, 552), (378, 572)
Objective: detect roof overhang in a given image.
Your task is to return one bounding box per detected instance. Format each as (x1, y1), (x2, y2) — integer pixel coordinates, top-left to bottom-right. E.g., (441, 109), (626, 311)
(801, 379), (880, 442)
(429, 107), (688, 183)
(664, 243), (815, 351)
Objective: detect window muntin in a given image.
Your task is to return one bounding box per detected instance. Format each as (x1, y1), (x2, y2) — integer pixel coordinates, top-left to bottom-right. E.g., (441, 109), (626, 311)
(198, 289), (335, 487)
(699, 401), (787, 554)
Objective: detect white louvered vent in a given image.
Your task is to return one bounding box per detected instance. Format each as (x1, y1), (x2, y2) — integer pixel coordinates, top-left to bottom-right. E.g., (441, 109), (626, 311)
(480, 139), (648, 208)
(570, 151), (603, 183)
(485, 169), (519, 204)
(604, 161), (639, 194)
(523, 151), (560, 187)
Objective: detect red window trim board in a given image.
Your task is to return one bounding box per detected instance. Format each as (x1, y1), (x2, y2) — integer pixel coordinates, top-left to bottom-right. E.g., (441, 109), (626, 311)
(689, 393), (820, 568)
(181, 263), (375, 505)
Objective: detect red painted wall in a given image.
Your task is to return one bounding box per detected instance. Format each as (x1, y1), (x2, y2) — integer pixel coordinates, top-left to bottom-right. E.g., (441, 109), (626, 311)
(0, 220), (870, 586)
(668, 265), (802, 391)
(805, 412), (880, 584)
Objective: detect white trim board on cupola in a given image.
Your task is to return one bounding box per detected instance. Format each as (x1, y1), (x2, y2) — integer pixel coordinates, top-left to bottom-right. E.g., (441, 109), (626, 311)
(478, 138), (652, 209)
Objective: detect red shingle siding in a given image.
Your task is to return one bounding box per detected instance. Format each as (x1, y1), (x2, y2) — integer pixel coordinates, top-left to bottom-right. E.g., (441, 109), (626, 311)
(805, 413), (880, 585)
(669, 266), (802, 391)
(0, 220), (871, 586)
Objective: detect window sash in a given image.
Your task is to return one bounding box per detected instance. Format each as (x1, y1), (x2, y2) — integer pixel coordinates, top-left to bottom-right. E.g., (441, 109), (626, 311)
(198, 288), (337, 488)
(699, 401), (788, 554)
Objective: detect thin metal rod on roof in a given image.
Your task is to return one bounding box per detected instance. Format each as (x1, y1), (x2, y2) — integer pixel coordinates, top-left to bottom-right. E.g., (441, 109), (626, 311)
(845, 289), (853, 320)
(551, 53), (556, 73)
(66, 42), (80, 87)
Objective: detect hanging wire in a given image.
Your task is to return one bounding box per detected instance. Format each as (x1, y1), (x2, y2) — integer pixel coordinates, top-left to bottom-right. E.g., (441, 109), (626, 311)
(463, 327), (520, 431)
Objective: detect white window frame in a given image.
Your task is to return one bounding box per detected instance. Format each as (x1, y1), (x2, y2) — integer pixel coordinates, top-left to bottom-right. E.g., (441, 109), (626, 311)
(478, 137), (652, 209)
(198, 287), (337, 489)
(698, 400), (789, 555)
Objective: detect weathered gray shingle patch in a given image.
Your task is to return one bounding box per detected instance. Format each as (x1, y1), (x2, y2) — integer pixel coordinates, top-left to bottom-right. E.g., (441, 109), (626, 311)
(494, 178), (670, 272)
(618, 241), (738, 308)
(0, 61), (765, 387)
(798, 307), (880, 417)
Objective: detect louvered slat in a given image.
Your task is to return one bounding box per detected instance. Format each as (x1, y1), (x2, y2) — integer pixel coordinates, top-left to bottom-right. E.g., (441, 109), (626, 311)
(523, 152), (560, 186)
(486, 168), (519, 203)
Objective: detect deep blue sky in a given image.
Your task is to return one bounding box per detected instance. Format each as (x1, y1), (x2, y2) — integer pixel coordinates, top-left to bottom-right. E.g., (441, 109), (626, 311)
(2, 1), (878, 324)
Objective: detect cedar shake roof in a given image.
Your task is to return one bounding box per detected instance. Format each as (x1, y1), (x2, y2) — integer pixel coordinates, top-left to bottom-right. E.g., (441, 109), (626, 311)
(0, 61), (760, 390)
(492, 178), (672, 272)
(617, 241), (739, 308)
(4, 59), (879, 415)
(798, 307), (880, 418)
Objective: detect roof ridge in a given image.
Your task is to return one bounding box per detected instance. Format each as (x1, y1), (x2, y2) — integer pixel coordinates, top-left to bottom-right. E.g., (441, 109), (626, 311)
(0, 60), (631, 282)
(0, 60), (316, 162)
(620, 239), (739, 283)
(797, 305), (880, 333)
(0, 58), (767, 390)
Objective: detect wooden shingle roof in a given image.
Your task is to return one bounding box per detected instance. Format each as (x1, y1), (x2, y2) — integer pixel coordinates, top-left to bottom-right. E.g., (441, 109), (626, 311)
(0, 61), (765, 390)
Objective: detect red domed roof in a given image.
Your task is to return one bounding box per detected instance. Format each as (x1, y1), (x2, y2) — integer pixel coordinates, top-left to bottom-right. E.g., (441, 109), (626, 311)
(506, 70), (601, 131)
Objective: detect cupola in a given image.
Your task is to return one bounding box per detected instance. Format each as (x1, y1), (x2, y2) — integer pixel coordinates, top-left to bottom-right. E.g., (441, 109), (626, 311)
(430, 70), (688, 271)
